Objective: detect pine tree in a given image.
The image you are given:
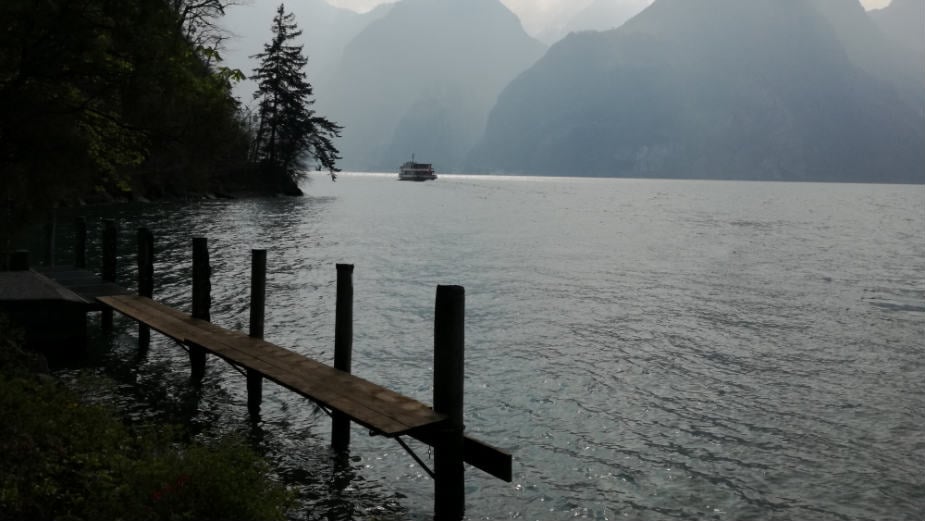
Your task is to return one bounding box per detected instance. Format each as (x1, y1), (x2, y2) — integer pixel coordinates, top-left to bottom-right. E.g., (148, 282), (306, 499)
(250, 4), (341, 188)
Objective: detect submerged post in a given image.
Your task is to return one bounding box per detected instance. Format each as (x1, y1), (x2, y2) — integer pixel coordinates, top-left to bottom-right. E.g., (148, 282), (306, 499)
(247, 249), (267, 413)
(433, 285), (465, 521)
(101, 219), (117, 330)
(190, 237), (211, 382)
(137, 228), (154, 349)
(74, 217), (86, 268)
(331, 263), (354, 452)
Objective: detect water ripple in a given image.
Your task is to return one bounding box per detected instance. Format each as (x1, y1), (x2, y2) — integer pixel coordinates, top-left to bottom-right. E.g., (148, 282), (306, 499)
(44, 176), (925, 520)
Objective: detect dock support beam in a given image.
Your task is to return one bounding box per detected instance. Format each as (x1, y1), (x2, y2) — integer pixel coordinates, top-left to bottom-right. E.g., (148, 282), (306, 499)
(433, 285), (465, 521)
(101, 219), (117, 331)
(331, 263), (354, 452)
(74, 218), (86, 269)
(190, 237), (211, 382)
(247, 249), (266, 414)
(137, 228), (154, 349)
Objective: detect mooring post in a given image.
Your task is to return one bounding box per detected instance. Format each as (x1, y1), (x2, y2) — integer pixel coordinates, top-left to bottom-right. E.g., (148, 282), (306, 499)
(10, 250), (30, 271)
(433, 285), (466, 521)
(331, 263), (355, 452)
(247, 249), (267, 413)
(137, 228), (154, 349)
(101, 219), (117, 331)
(74, 217), (86, 268)
(44, 210), (56, 267)
(190, 237), (211, 382)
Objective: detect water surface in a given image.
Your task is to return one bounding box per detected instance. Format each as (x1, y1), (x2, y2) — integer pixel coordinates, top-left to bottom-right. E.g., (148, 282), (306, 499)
(56, 174), (924, 520)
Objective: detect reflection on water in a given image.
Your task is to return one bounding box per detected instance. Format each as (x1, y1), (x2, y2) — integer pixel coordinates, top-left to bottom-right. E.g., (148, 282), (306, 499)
(43, 175), (925, 520)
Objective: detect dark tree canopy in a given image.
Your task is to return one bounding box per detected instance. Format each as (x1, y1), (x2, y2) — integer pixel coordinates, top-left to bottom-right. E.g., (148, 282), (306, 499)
(250, 4), (342, 190)
(0, 0), (251, 259)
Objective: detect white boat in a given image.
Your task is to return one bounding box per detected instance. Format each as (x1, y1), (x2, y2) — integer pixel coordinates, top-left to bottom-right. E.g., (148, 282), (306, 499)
(398, 154), (437, 181)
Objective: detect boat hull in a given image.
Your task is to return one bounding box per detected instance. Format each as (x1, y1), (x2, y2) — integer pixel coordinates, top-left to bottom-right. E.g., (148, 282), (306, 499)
(398, 172), (437, 181)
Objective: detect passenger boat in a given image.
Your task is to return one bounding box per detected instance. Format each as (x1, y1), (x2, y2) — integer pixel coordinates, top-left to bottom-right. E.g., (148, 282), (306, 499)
(398, 155), (437, 181)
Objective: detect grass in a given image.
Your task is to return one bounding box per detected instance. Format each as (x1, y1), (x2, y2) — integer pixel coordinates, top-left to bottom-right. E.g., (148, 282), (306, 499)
(0, 315), (294, 521)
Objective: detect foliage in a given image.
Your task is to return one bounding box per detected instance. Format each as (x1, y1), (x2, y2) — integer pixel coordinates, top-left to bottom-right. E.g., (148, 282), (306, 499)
(0, 320), (293, 521)
(0, 0), (145, 203)
(168, 0), (233, 50)
(0, 0), (251, 255)
(251, 4), (342, 190)
(0, 315), (46, 376)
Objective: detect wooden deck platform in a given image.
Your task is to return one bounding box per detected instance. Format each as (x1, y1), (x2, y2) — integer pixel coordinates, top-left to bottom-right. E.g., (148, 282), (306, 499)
(99, 294), (444, 436)
(39, 266), (127, 310)
(98, 294), (512, 480)
(0, 270), (89, 356)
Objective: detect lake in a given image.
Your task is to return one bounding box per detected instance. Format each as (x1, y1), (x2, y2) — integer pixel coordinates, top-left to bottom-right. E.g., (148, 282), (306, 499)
(55, 173), (924, 520)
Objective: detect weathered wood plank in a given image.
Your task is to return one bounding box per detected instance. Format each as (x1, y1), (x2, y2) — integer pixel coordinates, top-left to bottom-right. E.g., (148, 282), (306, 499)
(98, 295), (446, 435)
(99, 294), (512, 479)
(99, 295), (193, 343)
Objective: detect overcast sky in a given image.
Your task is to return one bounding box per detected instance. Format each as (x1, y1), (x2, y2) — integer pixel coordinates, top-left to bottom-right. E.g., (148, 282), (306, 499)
(326, 0), (893, 37)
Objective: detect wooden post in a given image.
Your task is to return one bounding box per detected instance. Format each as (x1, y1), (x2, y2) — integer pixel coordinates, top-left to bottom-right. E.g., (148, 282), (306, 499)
(44, 212), (56, 267)
(331, 263), (354, 452)
(101, 219), (117, 331)
(74, 217), (87, 268)
(247, 249), (266, 413)
(137, 228), (154, 349)
(433, 285), (465, 521)
(190, 237), (211, 382)
(10, 250), (30, 271)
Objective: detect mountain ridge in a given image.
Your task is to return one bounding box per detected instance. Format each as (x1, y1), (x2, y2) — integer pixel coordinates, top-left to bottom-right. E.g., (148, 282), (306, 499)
(468, 0), (924, 183)
(318, 0), (545, 171)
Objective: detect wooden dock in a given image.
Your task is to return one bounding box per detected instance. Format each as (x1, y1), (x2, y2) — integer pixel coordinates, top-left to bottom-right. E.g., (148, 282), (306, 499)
(11, 219), (512, 519)
(98, 293), (511, 480)
(99, 294), (445, 436)
(40, 266), (127, 310)
(0, 246), (125, 357)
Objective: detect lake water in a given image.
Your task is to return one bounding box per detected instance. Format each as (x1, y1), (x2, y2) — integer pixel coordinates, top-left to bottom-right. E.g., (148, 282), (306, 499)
(54, 173), (924, 520)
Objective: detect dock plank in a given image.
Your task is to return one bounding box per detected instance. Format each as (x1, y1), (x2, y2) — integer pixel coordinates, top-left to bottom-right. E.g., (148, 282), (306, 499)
(98, 295), (445, 436)
(109, 296), (438, 434)
(98, 294), (512, 481)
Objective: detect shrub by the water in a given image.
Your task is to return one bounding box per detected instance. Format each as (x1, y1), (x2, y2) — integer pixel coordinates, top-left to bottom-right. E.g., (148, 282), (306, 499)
(0, 316), (293, 521)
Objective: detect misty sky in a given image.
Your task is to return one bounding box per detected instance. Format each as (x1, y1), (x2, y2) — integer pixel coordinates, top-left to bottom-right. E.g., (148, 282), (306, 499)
(326, 0), (893, 37)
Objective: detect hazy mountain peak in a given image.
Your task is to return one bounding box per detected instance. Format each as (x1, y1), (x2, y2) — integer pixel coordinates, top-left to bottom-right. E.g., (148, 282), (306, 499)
(563, 0), (652, 36)
(321, 0), (545, 171)
(470, 0), (925, 182)
(870, 0), (925, 56)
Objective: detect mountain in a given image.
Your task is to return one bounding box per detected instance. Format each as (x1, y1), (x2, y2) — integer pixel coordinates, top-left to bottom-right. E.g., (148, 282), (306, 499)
(469, 0), (925, 183)
(317, 0), (545, 171)
(808, 0), (924, 107)
(221, 0), (391, 104)
(531, 0), (653, 46)
(564, 0), (652, 36)
(870, 0), (925, 71)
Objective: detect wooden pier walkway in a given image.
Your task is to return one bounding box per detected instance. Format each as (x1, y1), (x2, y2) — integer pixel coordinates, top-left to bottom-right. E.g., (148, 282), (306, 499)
(12, 219), (512, 519)
(98, 293), (511, 482)
(99, 294), (444, 436)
